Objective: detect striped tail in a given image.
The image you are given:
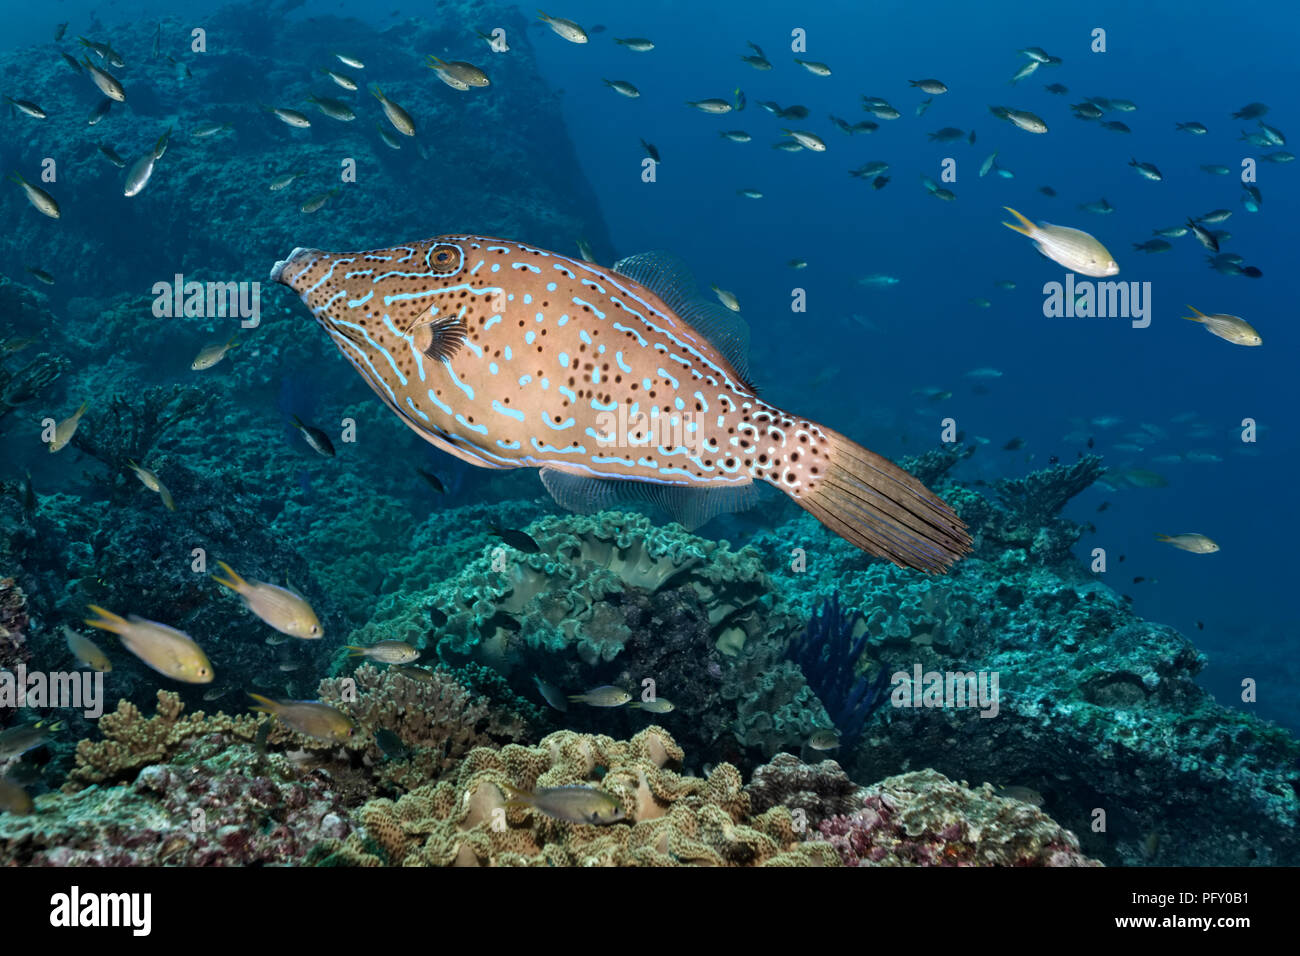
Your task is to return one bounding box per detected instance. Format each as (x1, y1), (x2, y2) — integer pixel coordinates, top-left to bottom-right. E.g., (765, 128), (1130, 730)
(784, 425), (972, 573)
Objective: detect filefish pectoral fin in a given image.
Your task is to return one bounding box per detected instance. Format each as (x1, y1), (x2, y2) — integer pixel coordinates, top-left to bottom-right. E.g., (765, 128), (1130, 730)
(539, 467), (759, 532)
(411, 316), (467, 361)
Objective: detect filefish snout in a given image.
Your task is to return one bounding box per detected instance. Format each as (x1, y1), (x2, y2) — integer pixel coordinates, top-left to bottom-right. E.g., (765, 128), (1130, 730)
(269, 247), (321, 287)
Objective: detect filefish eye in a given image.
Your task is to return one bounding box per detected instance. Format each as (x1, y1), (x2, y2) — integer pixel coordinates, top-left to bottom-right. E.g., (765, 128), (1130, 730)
(428, 243), (461, 273)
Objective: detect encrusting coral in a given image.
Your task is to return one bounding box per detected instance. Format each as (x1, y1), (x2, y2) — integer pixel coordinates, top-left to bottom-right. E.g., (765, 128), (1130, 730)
(2, 742), (353, 865)
(818, 769), (1100, 866)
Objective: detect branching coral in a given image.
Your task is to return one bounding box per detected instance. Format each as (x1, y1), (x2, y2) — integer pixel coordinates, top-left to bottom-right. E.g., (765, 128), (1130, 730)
(817, 769), (1100, 866)
(316, 664), (527, 793)
(0, 577), (32, 725)
(65, 690), (292, 789)
(70, 384), (213, 474)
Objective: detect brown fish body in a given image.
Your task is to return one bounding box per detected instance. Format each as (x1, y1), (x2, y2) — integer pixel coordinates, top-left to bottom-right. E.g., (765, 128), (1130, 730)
(272, 237), (969, 571)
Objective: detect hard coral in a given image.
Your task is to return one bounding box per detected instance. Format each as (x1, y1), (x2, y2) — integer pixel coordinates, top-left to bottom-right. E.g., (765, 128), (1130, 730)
(65, 690), (293, 789)
(0, 576), (32, 692)
(1, 743), (352, 865)
(817, 769), (1100, 866)
(316, 663), (526, 793)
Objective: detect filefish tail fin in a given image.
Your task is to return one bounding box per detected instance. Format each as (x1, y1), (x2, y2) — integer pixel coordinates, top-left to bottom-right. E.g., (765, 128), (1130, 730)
(789, 427), (972, 573)
(212, 560), (246, 593)
(84, 604), (128, 634)
(1001, 206), (1036, 238)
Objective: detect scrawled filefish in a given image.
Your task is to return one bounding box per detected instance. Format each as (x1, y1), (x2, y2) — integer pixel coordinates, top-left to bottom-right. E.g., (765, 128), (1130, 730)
(270, 239), (971, 571)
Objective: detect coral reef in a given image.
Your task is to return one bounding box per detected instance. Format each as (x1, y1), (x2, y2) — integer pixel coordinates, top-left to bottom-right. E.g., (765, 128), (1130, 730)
(423, 509), (819, 765)
(756, 458), (1300, 866)
(818, 769), (1100, 867)
(0, 742), (352, 865)
(66, 690), (290, 789)
(311, 727), (838, 867)
(746, 753), (863, 825)
(786, 593), (892, 748)
(0, 577), (33, 729)
(71, 385), (213, 477)
(316, 664), (527, 793)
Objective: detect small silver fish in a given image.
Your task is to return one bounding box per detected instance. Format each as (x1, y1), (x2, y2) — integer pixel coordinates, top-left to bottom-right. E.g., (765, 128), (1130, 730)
(537, 10), (588, 43)
(265, 105), (311, 128)
(629, 697), (675, 714)
(426, 57), (490, 91)
(300, 188), (337, 214)
(344, 640), (419, 664)
(269, 170), (306, 192)
(307, 95), (356, 122)
(82, 57), (125, 101)
(10, 173), (60, 218)
(603, 78), (640, 98)
(321, 68), (358, 91)
(371, 86), (415, 135)
(4, 97), (47, 119)
(686, 98), (732, 114)
(124, 153), (157, 198)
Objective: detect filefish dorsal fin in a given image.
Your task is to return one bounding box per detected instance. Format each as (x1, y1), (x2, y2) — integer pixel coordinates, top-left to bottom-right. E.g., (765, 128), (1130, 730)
(540, 467), (758, 531)
(612, 251), (756, 392)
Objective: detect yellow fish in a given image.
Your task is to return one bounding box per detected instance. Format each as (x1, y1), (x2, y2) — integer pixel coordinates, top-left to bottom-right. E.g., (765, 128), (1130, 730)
(212, 561), (323, 638)
(247, 694), (357, 744)
(49, 400), (89, 452)
(127, 460), (176, 510)
(270, 238), (971, 571)
(63, 625), (112, 671)
(84, 605), (213, 683)
(191, 335), (238, 370)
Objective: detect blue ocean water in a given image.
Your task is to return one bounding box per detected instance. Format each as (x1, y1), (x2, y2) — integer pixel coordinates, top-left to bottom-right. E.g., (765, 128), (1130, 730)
(0, 0), (1296, 867)
(536, 0), (1298, 728)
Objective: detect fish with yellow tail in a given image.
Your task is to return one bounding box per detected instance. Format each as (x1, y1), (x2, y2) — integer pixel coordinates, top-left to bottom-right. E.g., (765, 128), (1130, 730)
(270, 238), (971, 572)
(247, 694), (358, 744)
(1002, 207), (1119, 277)
(83, 605), (213, 683)
(211, 560), (323, 638)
